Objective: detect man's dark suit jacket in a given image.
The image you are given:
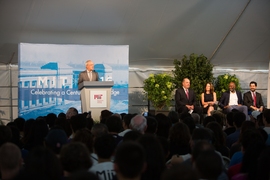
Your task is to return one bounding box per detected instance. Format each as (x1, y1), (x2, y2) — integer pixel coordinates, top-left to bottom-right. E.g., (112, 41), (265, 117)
(78, 70), (99, 85)
(175, 87), (197, 114)
(243, 91), (264, 111)
(219, 90), (243, 109)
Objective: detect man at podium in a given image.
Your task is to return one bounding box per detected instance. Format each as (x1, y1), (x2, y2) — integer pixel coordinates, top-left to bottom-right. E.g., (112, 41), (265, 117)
(78, 60), (99, 85)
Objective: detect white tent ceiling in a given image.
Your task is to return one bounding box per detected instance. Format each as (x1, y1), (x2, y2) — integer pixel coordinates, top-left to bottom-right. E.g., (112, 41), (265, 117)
(0, 0), (269, 70)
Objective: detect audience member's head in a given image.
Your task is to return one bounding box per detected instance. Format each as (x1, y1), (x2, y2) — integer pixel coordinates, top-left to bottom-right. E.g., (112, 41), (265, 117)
(114, 142), (146, 180)
(191, 140), (215, 162)
(191, 128), (213, 148)
(44, 129), (68, 154)
(72, 128), (94, 153)
(7, 125), (23, 149)
(145, 116), (158, 134)
(27, 117), (49, 148)
(70, 114), (87, 133)
(155, 113), (172, 138)
(168, 111), (179, 124)
(54, 117), (72, 137)
(100, 110), (113, 123)
(233, 112), (246, 129)
(46, 113), (57, 129)
(240, 130), (265, 180)
(94, 134), (116, 160)
(169, 122), (190, 147)
(202, 116), (216, 127)
(241, 129), (264, 152)
(182, 116), (196, 134)
(226, 111), (235, 127)
(179, 112), (191, 121)
(68, 170), (99, 180)
(194, 149), (222, 180)
(212, 112), (224, 127)
(58, 112), (66, 119)
(122, 114), (134, 130)
(21, 146), (62, 180)
(105, 115), (123, 133)
(0, 125), (12, 147)
(85, 116), (94, 131)
(112, 113), (122, 120)
(157, 136), (170, 160)
(13, 117), (25, 132)
(123, 130), (142, 142)
(130, 115), (147, 134)
(91, 123), (108, 138)
(263, 109), (270, 124)
(161, 163), (198, 180)
(137, 134), (165, 180)
(0, 142), (22, 180)
(191, 113), (200, 125)
(60, 142), (92, 175)
(66, 107), (78, 120)
(21, 119), (35, 146)
(256, 147), (270, 180)
(206, 122), (225, 150)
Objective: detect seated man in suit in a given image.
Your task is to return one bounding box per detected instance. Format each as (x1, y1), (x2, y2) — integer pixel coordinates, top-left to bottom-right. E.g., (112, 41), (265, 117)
(175, 78), (202, 117)
(78, 60), (99, 85)
(219, 82), (249, 120)
(243, 81), (264, 120)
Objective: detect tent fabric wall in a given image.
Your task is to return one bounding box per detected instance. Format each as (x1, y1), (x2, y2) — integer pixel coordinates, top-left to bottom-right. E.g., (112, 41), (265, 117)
(0, 66), (268, 122)
(0, 65), (18, 124)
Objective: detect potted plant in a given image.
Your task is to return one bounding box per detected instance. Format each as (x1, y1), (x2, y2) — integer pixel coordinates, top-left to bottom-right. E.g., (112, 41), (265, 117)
(172, 53), (214, 102)
(143, 73), (175, 110)
(214, 73), (241, 100)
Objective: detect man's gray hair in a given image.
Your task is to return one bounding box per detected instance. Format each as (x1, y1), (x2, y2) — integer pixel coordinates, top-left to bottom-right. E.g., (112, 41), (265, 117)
(130, 115), (147, 133)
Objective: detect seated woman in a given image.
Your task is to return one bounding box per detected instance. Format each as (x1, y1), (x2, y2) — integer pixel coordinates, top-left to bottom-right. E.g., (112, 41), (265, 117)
(201, 83), (217, 116)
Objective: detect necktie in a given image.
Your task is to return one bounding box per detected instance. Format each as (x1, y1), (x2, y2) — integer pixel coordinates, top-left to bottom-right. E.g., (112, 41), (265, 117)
(253, 92), (256, 107)
(185, 89), (189, 99)
(88, 71), (92, 81)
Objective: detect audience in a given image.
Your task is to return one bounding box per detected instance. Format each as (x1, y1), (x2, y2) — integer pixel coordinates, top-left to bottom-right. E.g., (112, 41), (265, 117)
(2, 104), (270, 180)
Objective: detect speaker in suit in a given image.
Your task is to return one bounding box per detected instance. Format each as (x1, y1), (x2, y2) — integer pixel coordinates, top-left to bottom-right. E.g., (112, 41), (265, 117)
(78, 70), (99, 85)
(175, 78), (202, 116)
(78, 60), (99, 86)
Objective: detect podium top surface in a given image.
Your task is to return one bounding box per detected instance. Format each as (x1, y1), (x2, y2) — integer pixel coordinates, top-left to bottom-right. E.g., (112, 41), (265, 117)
(78, 81), (114, 90)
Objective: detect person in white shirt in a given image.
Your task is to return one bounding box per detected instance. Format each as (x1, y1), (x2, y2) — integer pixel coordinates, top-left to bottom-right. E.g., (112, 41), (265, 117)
(89, 134), (116, 180)
(219, 82), (249, 120)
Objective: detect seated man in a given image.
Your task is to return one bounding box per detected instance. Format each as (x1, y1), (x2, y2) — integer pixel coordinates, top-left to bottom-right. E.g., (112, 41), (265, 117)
(219, 82), (249, 120)
(243, 81), (264, 119)
(175, 78), (202, 117)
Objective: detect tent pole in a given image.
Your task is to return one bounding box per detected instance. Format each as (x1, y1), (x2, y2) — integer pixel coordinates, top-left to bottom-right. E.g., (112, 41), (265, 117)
(9, 64), (13, 121)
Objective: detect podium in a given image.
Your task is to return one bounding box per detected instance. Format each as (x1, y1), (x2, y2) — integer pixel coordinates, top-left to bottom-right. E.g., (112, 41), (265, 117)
(79, 81), (114, 121)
